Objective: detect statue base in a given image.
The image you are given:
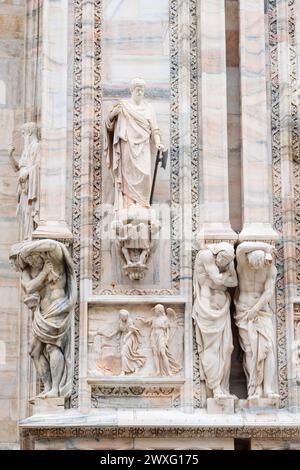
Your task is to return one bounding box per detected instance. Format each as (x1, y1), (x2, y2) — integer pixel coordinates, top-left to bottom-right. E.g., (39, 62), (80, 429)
(248, 395), (280, 410)
(123, 263), (147, 280)
(30, 396), (67, 414)
(207, 398), (235, 415)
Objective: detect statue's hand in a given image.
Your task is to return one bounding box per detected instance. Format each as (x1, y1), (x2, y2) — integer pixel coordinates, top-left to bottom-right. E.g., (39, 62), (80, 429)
(156, 143), (165, 151)
(8, 144), (15, 157)
(110, 104), (122, 120)
(44, 259), (54, 275)
(247, 308), (257, 321)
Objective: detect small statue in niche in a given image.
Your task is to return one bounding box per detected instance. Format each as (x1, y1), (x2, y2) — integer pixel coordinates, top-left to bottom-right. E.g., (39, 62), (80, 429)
(93, 309), (146, 376)
(137, 304), (182, 376)
(192, 243), (238, 400)
(10, 239), (77, 398)
(234, 242), (279, 400)
(8, 122), (40, 241)
(105, 78), (167, 280)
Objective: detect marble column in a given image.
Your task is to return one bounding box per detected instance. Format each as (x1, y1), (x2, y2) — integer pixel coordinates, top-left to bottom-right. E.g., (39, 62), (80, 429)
(197, 0), (237, 244)
(239, 0), (278, 241)
(33, 0), (72, 239)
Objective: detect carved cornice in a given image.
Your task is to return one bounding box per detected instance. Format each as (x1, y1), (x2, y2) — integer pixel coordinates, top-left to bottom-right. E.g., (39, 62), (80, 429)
(19, 425), (300, 449)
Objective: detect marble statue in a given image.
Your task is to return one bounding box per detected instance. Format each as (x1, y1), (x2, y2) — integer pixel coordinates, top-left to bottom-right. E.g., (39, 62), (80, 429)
(138, 304), (182, 376)
(105, 78), (164, 280)
(8, 122), (40, 240)
(94, 309), (146, 375)
(10, 239), (77, 398)
(105, 78), (164, 211)
(192, 243), (237, 399)
(234, 242), (278, 399)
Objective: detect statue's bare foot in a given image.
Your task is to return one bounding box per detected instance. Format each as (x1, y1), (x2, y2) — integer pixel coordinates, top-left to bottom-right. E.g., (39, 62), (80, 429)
(36, 391), (48, 399)
(265, 392), (279, 399)
(224, 392), (237, 399)
(36, 388), (52, 399)
(248, 392), (261, 400)
(248, 385), (263, 400)
(42, 389), (59, 399)
(213, 387), (228, 400)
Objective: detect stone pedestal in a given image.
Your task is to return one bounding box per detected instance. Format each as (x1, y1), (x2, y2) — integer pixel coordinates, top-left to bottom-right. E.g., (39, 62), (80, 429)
(31, 397), (66, 415)
(207, 398), (235, 415)
(248, 396), (280, 411)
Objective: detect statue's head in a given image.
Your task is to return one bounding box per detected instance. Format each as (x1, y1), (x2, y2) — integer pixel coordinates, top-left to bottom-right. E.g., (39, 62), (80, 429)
(119, 309), (129, 321)
(153, 304), (165, 316)
(23, 253), (44, 270)
(21, 122), (38, 139)
(247, 250), (266, 270)
(216, 251), (234, 269)
(208, 243), (235, 270)
(130, 78), (146, 102)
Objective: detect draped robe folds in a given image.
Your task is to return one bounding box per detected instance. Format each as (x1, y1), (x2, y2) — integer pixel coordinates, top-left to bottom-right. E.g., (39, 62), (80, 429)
(30, 243), (77, 396)
(17, 140), (40, 239)
(150, 317), (181, 375)
(120, 324), (146, 374)
(105, 100), (158, 211)
(234, 304), (275, 396)
(192, 280), (233, 392)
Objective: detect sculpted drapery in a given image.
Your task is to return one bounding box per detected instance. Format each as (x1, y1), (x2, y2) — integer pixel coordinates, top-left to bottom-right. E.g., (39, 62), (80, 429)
(105, 78), (162, 211)
(192, 243), (237, 399)
(234, 242), (278, 399)
(10, 239), (77, 398)
(9, 122), (40, 240)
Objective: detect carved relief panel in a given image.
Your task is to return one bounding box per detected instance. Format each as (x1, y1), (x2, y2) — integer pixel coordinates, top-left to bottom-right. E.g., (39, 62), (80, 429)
(88, 304), (184, 378)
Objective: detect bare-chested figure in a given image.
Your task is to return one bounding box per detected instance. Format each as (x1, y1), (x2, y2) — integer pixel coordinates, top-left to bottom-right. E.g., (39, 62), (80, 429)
(192, 243), (237, 400)
(10, 239), (77, 398)
(234, 242), (278, 399)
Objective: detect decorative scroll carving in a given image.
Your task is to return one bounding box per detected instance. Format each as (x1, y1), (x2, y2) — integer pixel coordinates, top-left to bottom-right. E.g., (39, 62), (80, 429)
(8, 122), (40, 241)
(91, 385), (181, 408)
(234, 242), (278, 400)
(71, 0), (84, 407)
(20, 424), (300, 450)
(294, 304), (300, 385)
(10, 239), (77, 398)
(268, 0), (288, 408)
